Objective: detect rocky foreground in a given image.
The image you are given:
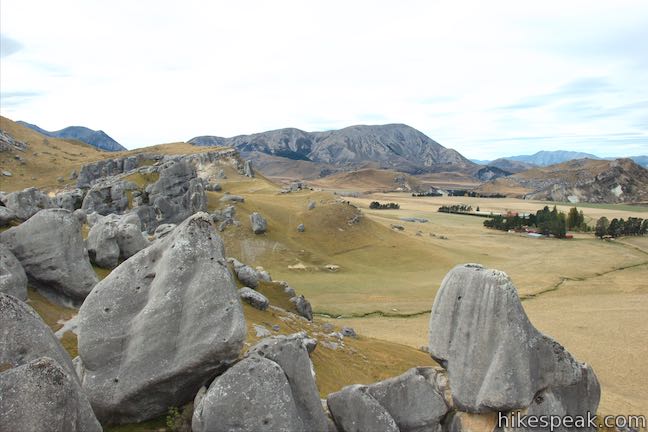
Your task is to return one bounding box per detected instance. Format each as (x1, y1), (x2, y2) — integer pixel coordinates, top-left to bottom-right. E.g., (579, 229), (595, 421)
(0, 151), (601, 431)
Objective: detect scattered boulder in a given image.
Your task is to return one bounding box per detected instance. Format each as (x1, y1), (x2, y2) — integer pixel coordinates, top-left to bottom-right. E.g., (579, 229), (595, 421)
(230, 258), (262, 288)
(307, 200), (316, 210)
(247, 334), (329, 431)
(205, 182), (221, 192)
(0, 357), (102, 432)
(239, 287), (270, 310)
(390, 224), (405, 231)
(341, 327), (356, 338)
(192, 356), (303, 432)
(0, 292), (78, 380)
(1, 170), (12, 177)
(3, 187), (55, 220)
(250, 212), (267, 234)
(243, 159), (254, 177)
(0, 209), (98, 305)
(428, 263), (595, 413)
(254, 324), (272, 338)
(86, 213), (149, 269)
(0, 244), (28, 301)
(290, 295), (313, 321)
(220, 193), (244, 203)
(77, 213), (246, 424)
(297, 223), (305, 232)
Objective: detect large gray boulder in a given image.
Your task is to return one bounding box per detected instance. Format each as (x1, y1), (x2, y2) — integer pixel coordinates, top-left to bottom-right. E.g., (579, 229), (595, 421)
(0, 244), (28, 300)
(86, 213), (149, 268)
(0, 292), (77, 381)
(3, 187), (55, 220)
(250, 212), (267, 234)
(0, 357), (102, 432)
(230, 258), (262, 288)
(327, 385), (399, 432)
(365, 367), (448, 432)
(428, 264), (593, 413)
(291, 294), (313, 321)
(77, 212), (246, 424)
(0, 209), (98, 305)
(192, 356), (304, 432)
(247, 334), (329, 431)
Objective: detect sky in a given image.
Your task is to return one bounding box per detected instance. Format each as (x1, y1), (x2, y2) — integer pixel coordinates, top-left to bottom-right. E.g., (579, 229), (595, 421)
(1, 1), (647, 160)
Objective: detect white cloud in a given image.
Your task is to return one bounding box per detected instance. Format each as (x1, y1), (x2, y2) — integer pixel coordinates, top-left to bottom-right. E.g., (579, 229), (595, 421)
(1, 0), (647, 159)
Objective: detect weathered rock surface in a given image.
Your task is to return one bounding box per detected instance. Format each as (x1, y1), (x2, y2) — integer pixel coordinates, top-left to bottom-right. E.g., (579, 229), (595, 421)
(77, 213), (246, 424)
(0, 357), (102, 432)
(239, 287), (269, 310)
(327, 385), (399, 432)
(365, 367), (448, 432)
(86, 213), (149, 268)
(247, 334), (329, 431)
(0, 293), (77, 380)
(192, 356), (304, 432)
(230, 258), (262, 288)
(0, 244), (28, 300)
(220, 193), (244, 203)
(81, 178), (138, 215)
(153, 223), (176, 239)
(0, 209), (98, 304)
(2, 187), (55, 220)
(291, 294), (313, 321)
(0, 206), (17, 226)
(56, 188), (85, 211)
(428, 263), (592, 413)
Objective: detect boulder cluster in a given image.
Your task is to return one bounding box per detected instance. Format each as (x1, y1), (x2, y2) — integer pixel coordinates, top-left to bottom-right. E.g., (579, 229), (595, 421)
(0, 152), (601, 431)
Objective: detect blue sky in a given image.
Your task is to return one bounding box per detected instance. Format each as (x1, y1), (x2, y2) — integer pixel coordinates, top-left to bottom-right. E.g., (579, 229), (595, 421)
(1, 0), (647, 159)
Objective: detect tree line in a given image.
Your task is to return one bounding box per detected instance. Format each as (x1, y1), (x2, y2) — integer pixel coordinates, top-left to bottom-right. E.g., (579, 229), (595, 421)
(595, 217), (648, 238)
(438, 204), (473, 214)
(369, 201), (400, 210)
(483, 206), (591, 238)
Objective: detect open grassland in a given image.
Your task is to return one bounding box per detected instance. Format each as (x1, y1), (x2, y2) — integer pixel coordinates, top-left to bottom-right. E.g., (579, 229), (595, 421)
(204, 181), (648, 414)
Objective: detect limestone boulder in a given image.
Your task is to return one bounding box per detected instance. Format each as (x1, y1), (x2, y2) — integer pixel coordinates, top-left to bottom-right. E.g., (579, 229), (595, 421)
(0, 209), (98, 304)
(0, 357), (102, 432)
(428, 264), (591, 413)
(77, 212), (246, 424)
(192, 356), (304, 432)
(250, 212), (267, 234)
(0, 244), (28, 300)
(291, 295), (313, 321)
(81, 178), (138, 215)
(327, 385), (399, 432)
(86, 213), (149, 269)
(247, 333), (329, 431)
(0, 206), (17, 226)
(239, 287), (270, 310)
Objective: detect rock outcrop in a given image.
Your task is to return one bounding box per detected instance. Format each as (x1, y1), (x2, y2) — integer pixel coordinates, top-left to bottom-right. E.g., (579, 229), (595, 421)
(86, 213), (149, 268)
(0, 209), (98, 305)
(0, 357), (102, 432)
(428, 263), (600, 414)
(290, 294), (313, 321)
(2, 187), (55, 220)
(239, 287), (269, 310)
(77, 213), (246, 424)
(81, 178), (138, 215)
(56, 188), (85, 211)
(0, 244), (28, 300)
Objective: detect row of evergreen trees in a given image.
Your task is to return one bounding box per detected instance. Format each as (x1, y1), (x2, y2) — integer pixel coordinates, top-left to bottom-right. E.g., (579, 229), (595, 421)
(438, 204), (473, 214)
(369, 201), (400, 210)
(483, 206), (591, 238)
(595, 217), (648, 238)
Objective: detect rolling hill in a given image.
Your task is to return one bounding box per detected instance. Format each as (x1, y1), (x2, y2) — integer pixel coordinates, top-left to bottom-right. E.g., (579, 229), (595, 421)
(17, 121), (126, 152)
(189, 124), (476, 175)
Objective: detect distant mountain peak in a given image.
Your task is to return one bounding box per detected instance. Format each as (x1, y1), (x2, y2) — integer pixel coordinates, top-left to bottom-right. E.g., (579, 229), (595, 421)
(189, 123), (476, 175)
(17, 121), (126, 152)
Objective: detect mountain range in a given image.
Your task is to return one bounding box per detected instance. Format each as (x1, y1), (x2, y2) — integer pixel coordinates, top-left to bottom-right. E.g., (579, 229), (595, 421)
(17, 121), (126, 152)
(189, 124), (476, 175)
(473, 150), (648, 168)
